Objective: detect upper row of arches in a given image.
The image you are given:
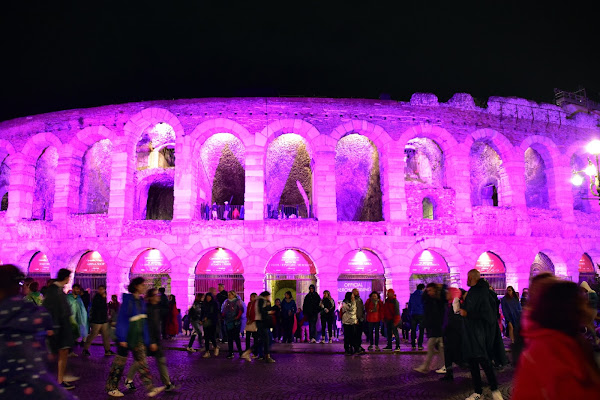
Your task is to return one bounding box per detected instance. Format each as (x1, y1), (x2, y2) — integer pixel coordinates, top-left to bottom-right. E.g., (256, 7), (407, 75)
(0, 109), (596, 222)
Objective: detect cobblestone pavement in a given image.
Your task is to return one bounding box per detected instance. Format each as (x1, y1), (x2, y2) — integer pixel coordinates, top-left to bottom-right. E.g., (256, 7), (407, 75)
(65, 344), (513, 400)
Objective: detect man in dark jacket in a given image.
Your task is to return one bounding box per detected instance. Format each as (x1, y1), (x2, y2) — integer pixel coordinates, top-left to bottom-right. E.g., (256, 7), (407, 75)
(414, 283), (446, 374)
(82, 285), (115, 356)
(216, 283), (228, 342)
(302, 284), (321, 343)
(352, 288), (366, 352)
(158, 287), (169, 340)
(408, 283), (425, 350)
(459, 269), (503, 400)
(125, 288), (175, 392)
(42, 268), (76, 390)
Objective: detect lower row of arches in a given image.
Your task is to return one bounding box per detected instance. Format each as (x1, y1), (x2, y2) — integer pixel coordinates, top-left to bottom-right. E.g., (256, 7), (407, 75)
(16, 247), (599, 306)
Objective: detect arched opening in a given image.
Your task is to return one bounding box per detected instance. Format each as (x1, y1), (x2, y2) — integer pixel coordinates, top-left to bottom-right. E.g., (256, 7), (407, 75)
(265, 249), (317, 307)
(409, 249), (453, 291)
(422, 197), (434, 220)
(337, 249), (385, 301)
(146, 180), (174, 220)
(74, 251), (107, 291)
(130, 249), (172, 294)
(404, 138), (445, 186)
(524, 147), (550, 209)
(195, 248), (244, 300)
(200, 133), (245, 220)
(28, 251), (51, 289)
(475, 251), (506, 295)
(136, 123), (176, 170)
(335, 134), (383, 221)
(79, 139), (113, 214)
(530, 252), (555, 280)
(32, 146), (58, 220)
(578, 253), (598, 285)
(571, 154), (593, 213)
(470, 142), (504, 207)
(266, 134), (314, 219)
(0, 153), (10, 212)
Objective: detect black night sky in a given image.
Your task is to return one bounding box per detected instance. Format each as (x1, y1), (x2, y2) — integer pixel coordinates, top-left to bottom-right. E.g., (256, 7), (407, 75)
(1, 2), (598, 121)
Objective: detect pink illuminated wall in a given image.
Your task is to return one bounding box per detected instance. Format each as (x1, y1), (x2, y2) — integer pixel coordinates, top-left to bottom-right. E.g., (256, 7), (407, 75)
(410, 249), (448, 274)
(196, 248), (243, 274)
(267, 249), (316, 275)
(77, 251), (107, 274)
(132, 249), (171, 274)
(338, 249), (383, 275)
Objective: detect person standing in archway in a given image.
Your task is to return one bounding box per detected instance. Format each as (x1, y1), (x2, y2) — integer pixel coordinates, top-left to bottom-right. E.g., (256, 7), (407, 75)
(320, 290), (335, 343)
(409, 283), (425, 350)
(280, 291), (297, 344)
(302, 284), (321, 343)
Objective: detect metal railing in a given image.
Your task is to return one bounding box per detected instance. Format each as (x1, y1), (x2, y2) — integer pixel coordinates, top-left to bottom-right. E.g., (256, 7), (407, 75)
(554, 88), (600, 111)
(266, 204), (314, 219)
(200, 204), (244, 220)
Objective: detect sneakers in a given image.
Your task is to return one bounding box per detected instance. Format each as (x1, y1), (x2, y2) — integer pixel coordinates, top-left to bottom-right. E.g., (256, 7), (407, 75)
(394, 347), (401, 352)
(107, 389), (125, 397)
(241, 350), (252, 361)
(375, 345), (380, 351)
(185, 347), (197, 353)
(465, 394), (482, 400)
(81, 349), (91, 356)
(319, 339), (325, 344)
(418, 346), (424, 351)
(125, 380), (137, 391)
(202, 352), (211, 358)
(368, 345), (373, 351)
(310, 338), (316, 343)
(435, 366), (447, 374)
(411, 346), (416, 351)
(227, 354), (234, 359)
(382, 346), (393, 351)
(214, 346), (219, 356)
(60, 381), (75, 390)
(68, 351), (78, 357)
(491, 390), (504, 400)
(147, 386), (166, 398)
(266, 356), (276, 363)
(344, 352), (352, 356)
(63, 375), (80, 382)
(105, 350), (116, 356)
(413, 366), (428, 374)
(328, 339), (333, 344)
(165, 383), (176, 392)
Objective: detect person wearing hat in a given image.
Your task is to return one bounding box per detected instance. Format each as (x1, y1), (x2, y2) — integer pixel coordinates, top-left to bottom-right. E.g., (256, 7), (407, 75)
(382, 288), (402, 351)
(0, 264), (74, 398)
(302, 284), (321, 343)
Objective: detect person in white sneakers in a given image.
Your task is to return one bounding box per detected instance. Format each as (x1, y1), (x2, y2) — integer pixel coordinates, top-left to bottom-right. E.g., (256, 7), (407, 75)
(460, 270), (503, 400)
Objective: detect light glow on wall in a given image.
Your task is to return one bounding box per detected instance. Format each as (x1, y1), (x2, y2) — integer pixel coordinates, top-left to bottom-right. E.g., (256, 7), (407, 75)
(267, 249), (316, 275)
(196, 248), (243, 274)
(410, 249), (448, 274)
(475, 251), (505, 274)
(579, 253), (595, 273)
(76, 251), (107, 274)
(338, 249), (384, 275)
(29, 252), (50, 274)
(131, 248), (171, 274)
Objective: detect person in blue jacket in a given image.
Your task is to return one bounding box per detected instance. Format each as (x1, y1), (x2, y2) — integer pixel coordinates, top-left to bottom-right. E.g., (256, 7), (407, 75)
(105, 277), (165, 398)
(409, 283), (426, 350)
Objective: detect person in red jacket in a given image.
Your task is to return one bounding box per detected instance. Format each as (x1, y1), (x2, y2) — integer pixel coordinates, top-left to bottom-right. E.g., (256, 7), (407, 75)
(511, 279), (600, 400)
(365, 291), (384, 351)
(382, 289), (402, 352)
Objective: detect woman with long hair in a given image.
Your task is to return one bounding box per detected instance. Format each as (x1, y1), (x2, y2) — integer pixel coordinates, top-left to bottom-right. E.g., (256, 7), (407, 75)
(365, 291), (384, 350)
(200, 292), (220, 357)
(511, 279), (600, 398)
(341, 291), (358, 355)
(320, 290), (335, 343)
(280, 291), (297, 344)
(500, 286), (521, 344)
(166, 295), (179, 338)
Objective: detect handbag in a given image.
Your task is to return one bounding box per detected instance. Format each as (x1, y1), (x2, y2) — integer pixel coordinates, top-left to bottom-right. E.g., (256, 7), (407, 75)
(245, 321), (257, 332)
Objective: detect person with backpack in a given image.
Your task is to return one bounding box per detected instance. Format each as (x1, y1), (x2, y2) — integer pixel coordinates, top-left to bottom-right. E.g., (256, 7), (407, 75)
(186, 293), (204, 352)
(382, 289), (402, 351)
(222, 290), (249, 360)
(255, 291), (276, 362)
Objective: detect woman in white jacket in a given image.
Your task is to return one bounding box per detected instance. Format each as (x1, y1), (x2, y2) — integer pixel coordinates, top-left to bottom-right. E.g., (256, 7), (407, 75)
(341, 292), (358, 355)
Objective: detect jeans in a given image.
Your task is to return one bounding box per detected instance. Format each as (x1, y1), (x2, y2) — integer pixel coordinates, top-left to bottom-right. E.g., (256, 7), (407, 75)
(227, 325), (243, 356)
(419, 336), (444, 370)
(367, 321), (380, 346)
(386, 321), (400, 348)
(411, 314), (425, 347)
(468, 357), (498, 394)
(204, 325), (217, 352)
(343, 324), (358, 353)
(127, 346), (170, 386)
(245, 331), (256, 352)
(308, 314), (318, 340)
(106, 344), (153, 393)
(282, 317), (294, 343)
(83, 322), (111, 352)
(187, 320), (203, 348)
(256, 321), (271, 356)
(321, 315), (334, 341)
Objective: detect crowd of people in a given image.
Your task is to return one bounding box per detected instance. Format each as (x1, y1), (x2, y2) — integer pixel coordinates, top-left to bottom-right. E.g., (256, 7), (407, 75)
(1, 263), (600, 399)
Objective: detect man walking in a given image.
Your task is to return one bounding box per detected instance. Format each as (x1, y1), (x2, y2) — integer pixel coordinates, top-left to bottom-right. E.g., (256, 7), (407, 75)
(82, 285), (115, 356)
(42, 268), (76, 390)
(67, 283), (88, 347)
(409, 283), (425, 350)
(414, 283), (446, 374)
(352, 288), (366, 352)
(302, 284), (321, 343)
(382, 289), (401, 351)
(460, 269), (504, 400)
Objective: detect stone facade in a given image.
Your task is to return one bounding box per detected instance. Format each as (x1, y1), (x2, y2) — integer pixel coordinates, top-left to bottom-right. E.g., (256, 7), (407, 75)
(0, 94), (599, 309)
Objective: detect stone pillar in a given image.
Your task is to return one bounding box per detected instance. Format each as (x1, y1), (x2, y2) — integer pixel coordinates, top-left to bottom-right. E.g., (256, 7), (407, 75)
(384, 142), (408, 223)
(446, 144), (473, 234)
(244, 146), (265, 221)
(170, 266), (190, 310)
(6, 154), (35, 220)
(313, 150), (337, 221)
(317, 267), (338, 303)
(549, 160), (576, 223)
(53, 149), (83, 220)
(173, 136), (196, 220)
(108, 143), (135, 220)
